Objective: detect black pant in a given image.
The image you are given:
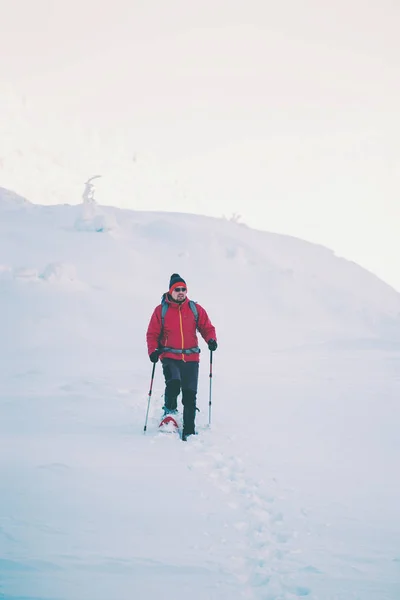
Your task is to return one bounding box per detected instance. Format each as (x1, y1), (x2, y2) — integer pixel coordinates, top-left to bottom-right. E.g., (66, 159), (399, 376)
(162, 358), (199, 434)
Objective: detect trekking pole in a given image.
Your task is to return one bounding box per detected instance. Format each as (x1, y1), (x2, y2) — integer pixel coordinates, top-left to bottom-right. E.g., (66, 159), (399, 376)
(143, 362), (156, 433)
(208, 349), (213, 427)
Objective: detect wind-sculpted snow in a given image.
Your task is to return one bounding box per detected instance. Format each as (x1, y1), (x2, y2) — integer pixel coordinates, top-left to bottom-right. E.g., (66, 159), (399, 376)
(0, 262), (81, 286)
(39, 262), (78, 284)
(0, 191), (400, 599)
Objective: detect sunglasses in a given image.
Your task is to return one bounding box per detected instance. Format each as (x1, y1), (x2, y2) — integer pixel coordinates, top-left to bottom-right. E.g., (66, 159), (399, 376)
(174, 287), (187, 292)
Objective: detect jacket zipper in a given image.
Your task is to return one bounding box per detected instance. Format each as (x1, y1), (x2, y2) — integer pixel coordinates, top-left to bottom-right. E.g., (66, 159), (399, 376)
(178, 305), (185, 362)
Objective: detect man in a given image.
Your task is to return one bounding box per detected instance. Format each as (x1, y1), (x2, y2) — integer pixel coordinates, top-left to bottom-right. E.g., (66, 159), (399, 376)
(146, 273), (217, 439)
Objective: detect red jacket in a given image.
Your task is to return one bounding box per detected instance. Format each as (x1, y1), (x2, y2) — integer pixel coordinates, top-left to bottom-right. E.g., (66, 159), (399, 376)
(146, 295), (217, 362)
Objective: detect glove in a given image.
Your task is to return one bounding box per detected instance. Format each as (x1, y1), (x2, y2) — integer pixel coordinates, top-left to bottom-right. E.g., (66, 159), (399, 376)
(149, 350), (160, 363)
(208, 339), (218, 351)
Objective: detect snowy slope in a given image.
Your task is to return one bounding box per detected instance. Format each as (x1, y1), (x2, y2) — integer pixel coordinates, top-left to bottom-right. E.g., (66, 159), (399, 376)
(1, 188), (400, 600)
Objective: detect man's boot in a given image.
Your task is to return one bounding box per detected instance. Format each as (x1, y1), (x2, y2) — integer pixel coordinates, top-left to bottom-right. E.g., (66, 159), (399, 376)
(182, 389), (197, 440)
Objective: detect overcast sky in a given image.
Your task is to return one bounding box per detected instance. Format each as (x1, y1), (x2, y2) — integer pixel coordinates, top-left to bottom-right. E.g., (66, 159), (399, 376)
(1, 0), (399, 290)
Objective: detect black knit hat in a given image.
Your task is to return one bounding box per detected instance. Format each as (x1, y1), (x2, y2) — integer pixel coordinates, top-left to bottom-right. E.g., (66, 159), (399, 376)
(169, 273), (186, 293)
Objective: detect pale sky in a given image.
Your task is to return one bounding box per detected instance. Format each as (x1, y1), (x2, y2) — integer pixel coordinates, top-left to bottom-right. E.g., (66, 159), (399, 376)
(1, 0), (399, 290)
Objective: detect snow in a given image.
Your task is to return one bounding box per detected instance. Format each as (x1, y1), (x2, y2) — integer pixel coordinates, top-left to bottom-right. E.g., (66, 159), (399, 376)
(0, 188), (400, 600)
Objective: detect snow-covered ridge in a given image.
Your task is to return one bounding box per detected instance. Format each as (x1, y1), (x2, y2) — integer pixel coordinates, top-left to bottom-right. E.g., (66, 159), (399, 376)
(0, 186), (31, 209)
(1, 187), (399, 350)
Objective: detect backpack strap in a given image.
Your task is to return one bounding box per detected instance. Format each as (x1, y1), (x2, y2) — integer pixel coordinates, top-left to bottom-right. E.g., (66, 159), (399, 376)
(161, 296), (169, 330)
(161, 346), (200, 355)
(188, 300), (199, 326)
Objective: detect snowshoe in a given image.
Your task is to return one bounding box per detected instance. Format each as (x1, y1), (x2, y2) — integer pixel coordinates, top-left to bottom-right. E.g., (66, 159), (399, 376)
(159, 414), (180, 434)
